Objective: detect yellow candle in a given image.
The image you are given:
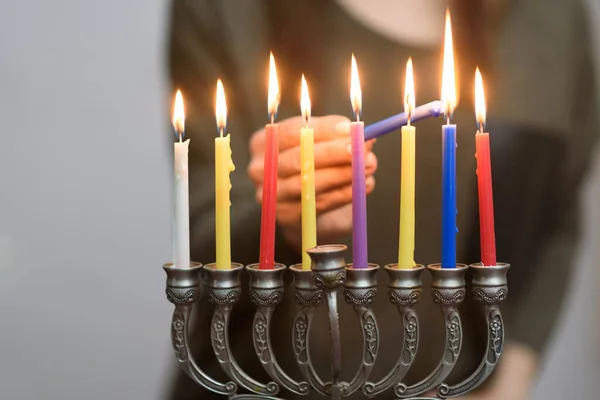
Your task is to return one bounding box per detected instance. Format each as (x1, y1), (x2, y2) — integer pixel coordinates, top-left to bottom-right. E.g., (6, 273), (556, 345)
(398, 58), (416, 269)
(300, 75), (317, 270)
(215, 79), (235, 270)
(398, 125), (415, 268)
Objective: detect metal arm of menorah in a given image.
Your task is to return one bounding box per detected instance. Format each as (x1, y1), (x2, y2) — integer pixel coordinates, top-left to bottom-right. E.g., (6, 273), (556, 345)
(246, 263), (311, 396)
(203, 263), (281, 398)
(394, 264), (468, 398)
(436, 263), (509, 398)
(362, 265), (424, 398)
(163, 262), (238, 397)
(163, 245), (509, 400)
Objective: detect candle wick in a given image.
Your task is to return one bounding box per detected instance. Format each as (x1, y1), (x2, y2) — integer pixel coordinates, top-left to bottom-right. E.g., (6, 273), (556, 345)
(178, 131), (183, 143)
(353, 107), (361, 123)
(270, 113), (275, 125)
(446, 116), (450, 125)
(304, 115), (309, 129)
(219, 128), (224, 138)
(479, 122), (484, 133)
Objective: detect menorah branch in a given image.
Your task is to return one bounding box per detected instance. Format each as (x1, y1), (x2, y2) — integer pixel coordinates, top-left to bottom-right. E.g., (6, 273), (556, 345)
(437, 263), (510, 398)
(395, 264), (468, 398)
(205, 263), (280, 397)
(247, 264), (311, 395)
(163, 251), (509, 400)
(342, 264), (380, 397)
(291, 265), (328, 396)
(363, 265), (424, 398)
(163, 263), (238, 397)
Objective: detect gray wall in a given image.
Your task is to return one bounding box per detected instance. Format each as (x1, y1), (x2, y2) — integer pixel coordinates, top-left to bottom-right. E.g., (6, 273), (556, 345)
(0, 1), (597, 399)
(0, 0), (173, 399)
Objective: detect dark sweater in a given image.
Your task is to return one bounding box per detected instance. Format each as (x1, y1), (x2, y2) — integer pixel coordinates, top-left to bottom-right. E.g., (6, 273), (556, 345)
(165, 0), (598, 398)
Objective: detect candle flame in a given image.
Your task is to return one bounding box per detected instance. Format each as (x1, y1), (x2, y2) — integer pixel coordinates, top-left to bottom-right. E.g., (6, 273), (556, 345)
(475, 68), (486, 129)
(268, 52), (280, 120)
(300, 74), (311, 124)
(215, 79), (227, 135)
(404, 58), (415, 121)
(441, 9), (457, 117)
(172, 89), (185, 139)
(350, 54), (362, 119)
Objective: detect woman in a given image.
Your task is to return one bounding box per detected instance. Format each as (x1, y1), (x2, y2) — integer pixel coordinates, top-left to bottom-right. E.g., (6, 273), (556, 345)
(166, 0), (598, 398)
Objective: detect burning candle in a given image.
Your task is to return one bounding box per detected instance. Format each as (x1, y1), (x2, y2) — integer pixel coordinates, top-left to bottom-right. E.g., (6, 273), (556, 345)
(350, 55), (368, 269)
(398, 58), (416, 270)
(441, 10), (458, 269)
(215, 80), (235, 270)
(259, 53), (280, 270)
(172, 90), (190, 269)
(474, 68), (497, 266)
(300, 75), (317, 270)
(364, 100), (444, 141)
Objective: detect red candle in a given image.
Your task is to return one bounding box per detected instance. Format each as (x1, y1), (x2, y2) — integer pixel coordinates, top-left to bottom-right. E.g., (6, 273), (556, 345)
(474, 68), (496, 266)
(259, 53), (280, 270)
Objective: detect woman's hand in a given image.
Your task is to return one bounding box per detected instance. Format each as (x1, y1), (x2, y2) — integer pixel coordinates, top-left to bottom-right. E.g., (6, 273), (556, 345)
(248, 115), (377, 251)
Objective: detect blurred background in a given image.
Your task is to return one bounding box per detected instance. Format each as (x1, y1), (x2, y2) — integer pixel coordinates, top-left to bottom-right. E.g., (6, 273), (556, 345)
(0, 0), (598, 399)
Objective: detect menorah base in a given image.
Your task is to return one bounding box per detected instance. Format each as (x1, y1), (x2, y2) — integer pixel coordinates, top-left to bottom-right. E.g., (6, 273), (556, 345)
(163, 245), (509, 399)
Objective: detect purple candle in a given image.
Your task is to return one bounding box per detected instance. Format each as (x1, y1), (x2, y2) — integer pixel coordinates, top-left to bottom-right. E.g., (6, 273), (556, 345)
(350, 55), (368, 269)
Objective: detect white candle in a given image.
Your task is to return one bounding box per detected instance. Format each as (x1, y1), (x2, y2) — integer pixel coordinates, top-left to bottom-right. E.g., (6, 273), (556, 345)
(172, 90), (190, 268)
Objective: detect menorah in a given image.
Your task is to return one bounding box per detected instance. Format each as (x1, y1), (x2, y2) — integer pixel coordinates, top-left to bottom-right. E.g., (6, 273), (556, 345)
(163, 244), (509, 399)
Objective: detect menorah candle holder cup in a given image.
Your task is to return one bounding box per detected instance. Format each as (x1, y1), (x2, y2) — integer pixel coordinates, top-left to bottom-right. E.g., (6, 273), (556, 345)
(163, 250), (509, 400)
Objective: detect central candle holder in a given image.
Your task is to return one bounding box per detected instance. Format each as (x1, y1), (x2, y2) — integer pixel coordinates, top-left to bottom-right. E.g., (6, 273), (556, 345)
(163, 246), (509, 399)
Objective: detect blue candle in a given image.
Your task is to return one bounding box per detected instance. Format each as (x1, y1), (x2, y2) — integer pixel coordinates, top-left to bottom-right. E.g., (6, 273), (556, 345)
(441, 123), (457, 268)
(440, 8), (457, 268)
(364, 100), (444, 141)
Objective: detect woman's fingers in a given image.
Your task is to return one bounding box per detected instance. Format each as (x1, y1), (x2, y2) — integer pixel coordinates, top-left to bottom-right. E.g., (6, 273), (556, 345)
(276, 155), (377, 201)
(250, 115), (351, 155)
(277, 138), (377, 178)
(275, 176), (376, 227)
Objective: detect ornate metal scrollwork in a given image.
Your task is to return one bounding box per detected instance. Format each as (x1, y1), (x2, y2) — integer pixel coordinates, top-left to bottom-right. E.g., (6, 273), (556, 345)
(164, 256), (509, 400)
(291, 265), (328, 397)
(166, 288), (198, 304)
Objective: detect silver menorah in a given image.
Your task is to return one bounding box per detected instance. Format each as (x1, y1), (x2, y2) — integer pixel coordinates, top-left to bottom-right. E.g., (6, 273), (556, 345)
(163, 244), (509, 399)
